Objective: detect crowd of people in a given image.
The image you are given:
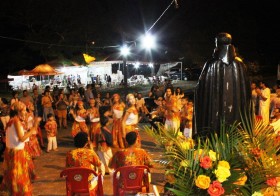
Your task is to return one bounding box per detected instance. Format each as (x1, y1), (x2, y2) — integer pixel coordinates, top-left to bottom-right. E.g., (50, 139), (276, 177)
(251, 81), (280, 133)
(0, 80), (194, 195)
(2, 77), (279, 195)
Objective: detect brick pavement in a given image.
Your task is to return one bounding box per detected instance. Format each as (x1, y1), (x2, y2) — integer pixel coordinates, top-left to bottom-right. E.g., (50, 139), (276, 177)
(0, 122), (166, 196)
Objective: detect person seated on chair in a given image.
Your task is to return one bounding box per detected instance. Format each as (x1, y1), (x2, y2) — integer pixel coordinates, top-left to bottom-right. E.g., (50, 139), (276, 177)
(109, 131), (153, 170)
(66, 132), (103, 193)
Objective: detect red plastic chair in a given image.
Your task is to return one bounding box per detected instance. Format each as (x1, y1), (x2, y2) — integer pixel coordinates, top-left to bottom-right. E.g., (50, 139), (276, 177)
(60, 167), (103, 196)
(113, 165), (151, 196)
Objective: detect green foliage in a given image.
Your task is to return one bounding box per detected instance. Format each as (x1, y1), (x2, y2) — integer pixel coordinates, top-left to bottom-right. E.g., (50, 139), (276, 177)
(144, 113), (280, 195)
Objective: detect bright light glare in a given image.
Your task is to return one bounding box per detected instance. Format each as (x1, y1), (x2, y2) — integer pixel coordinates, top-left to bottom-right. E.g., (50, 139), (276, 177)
(120, 45), (130, 56)
(149, 63), (153, 68)
(141, 34), (156, 50)
(135, 62), (140, 69)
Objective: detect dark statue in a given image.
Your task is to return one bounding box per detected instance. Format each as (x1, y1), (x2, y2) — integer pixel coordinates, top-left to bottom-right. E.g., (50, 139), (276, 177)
(194, 33), (251, 136)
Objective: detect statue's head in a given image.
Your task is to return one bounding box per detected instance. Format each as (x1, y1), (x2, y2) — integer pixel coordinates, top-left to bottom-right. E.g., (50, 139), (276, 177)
(215, 32), (232, 46)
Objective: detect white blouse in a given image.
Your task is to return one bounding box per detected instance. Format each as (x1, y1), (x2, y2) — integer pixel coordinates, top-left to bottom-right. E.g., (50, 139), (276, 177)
(6, 123), (26, 149)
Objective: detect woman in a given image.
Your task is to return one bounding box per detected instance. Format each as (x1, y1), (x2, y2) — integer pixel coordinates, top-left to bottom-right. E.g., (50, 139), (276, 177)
(95, 92), (103, 108)
(175, 87), (184, 110)
(68, 89), (81, 109)
(1, 101), (40, 195)
(111, 94), (126, 148)
(55, 92), (69, 129)
(164, 87), (181, 132)
(69, 101), (89, 137)
(0, 98), (10, 130)
(10, 91), (19, 106)
(103, 92), (112, 106)
(122, 93), (140, 147)
(66, 132), (102, 195)
(175, 87), (184, 98)
(25, 102), (42, 158)
(87, 98), (101, 149)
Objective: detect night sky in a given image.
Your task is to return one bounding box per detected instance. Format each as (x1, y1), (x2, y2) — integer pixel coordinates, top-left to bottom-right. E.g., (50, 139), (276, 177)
(0, 0), (279, 79)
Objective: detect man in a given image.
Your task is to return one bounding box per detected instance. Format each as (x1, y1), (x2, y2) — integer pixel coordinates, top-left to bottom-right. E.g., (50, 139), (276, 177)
(256, 81), (271, 125)
(109, 131), (153, 170)
(84, 84), (94, 107)
(149, 96), (166, 131)
(194, 32), (251, 136)
(41, 90), (55, 122)
(20, 90), (34, 106)
(251, 82), (259, 115)
(32, 88), (43, 117)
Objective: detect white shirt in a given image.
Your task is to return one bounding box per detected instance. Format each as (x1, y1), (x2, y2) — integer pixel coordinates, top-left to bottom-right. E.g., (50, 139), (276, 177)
(6, 123), (26, 149)
(259, 87), (271, 109)
(113, 109), (123, 119)
(126, 112), (138, 125)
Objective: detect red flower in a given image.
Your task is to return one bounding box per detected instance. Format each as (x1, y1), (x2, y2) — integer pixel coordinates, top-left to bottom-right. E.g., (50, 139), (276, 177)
(207, 181), (225, 196)
(251, 147), (261, 158)
(199, 156), (212, 169)
(266, 177), (277, 187)
(274, 135), (280, 145)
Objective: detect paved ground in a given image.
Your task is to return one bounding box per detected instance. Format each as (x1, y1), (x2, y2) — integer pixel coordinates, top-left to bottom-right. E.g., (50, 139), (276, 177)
(0, 121), (166, 196)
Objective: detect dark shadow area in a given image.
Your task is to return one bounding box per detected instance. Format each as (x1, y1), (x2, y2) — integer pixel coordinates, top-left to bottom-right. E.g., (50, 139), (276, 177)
(57, 140), (73, 147)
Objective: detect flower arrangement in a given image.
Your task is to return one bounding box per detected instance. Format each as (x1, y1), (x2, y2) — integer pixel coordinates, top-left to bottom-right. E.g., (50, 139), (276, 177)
(144, 114), (280, 196)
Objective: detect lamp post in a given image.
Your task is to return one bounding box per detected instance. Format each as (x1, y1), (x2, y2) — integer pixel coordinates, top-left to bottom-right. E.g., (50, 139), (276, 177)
(134, 62), (140, 74)
(149, 63), (154, 76)
(179, 62), (183, 80)
(120, 45), (130, 84)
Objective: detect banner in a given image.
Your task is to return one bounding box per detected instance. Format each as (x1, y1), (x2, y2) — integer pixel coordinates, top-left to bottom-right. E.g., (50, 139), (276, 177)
(83, 53), (96, 64)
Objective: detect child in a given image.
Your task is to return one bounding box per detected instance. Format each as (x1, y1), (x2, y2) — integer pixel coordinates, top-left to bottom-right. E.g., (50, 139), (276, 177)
(97, 116), (113, 176)
(183, 120), (193, 139)
(44, 113), (58, 152)
(180, 97), (189, 132)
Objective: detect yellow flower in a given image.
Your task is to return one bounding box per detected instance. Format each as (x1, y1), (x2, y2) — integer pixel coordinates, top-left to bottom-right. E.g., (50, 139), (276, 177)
(214, 167), (231, 183)
(208, 150), (217, 161)
(194, 149), (205, 160)
(218, 160), (230, 169)
(181, 141), (191, 150)
(195, 175), (211, 189)
(177, 131), (183, 137)
(233, 175), (247, 185)
(180, 159), (189, 167)
(252, 191), (263, 196)
(276, 178), (280, 191)
(262, 187), (275, 196)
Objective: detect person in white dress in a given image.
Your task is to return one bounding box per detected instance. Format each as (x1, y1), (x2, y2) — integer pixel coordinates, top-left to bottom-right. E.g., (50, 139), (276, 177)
(256, 81), (271, 125)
